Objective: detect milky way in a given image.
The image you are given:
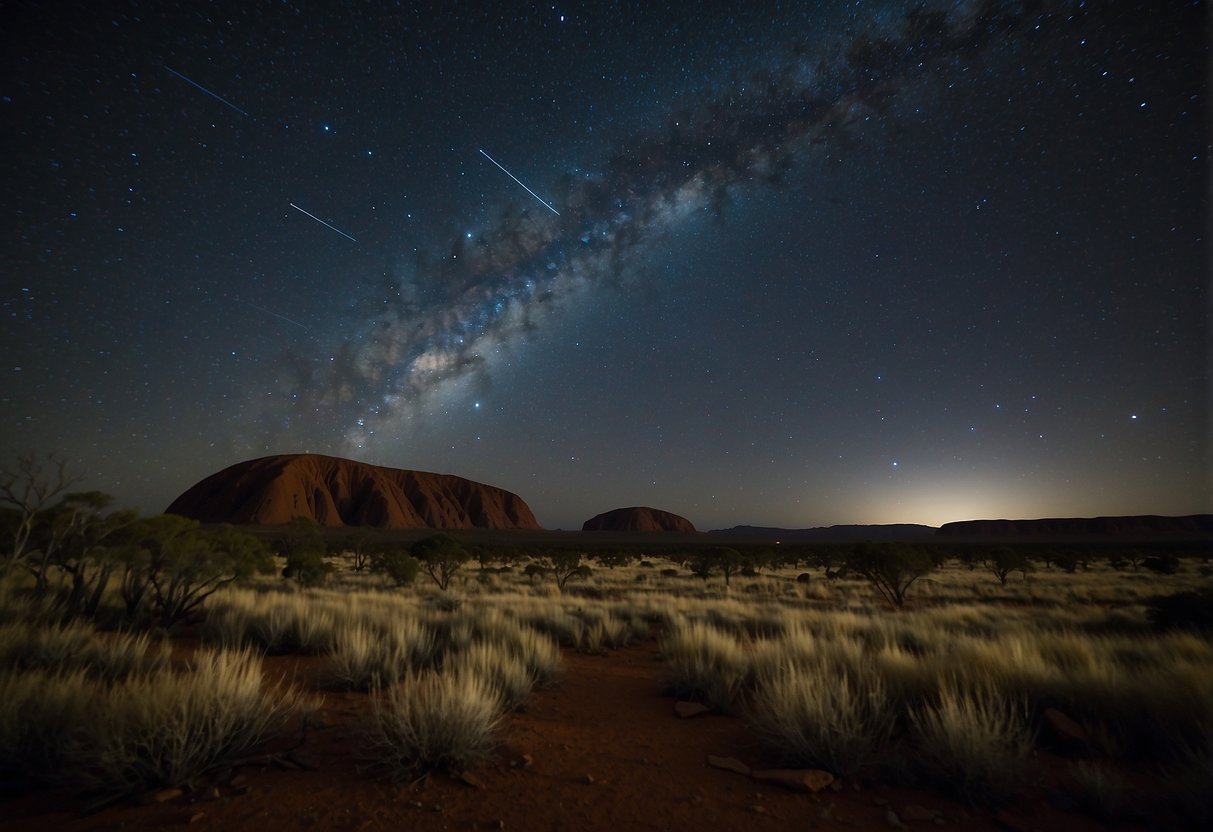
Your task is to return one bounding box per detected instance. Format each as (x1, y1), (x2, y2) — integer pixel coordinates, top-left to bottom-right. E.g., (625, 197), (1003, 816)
(291, 0), (1063, 451)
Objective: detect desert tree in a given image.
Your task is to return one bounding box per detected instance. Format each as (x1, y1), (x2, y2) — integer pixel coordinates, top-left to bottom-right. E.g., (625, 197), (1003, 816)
(341, 530), (377, 572)
(412, 533), (469, 591)
(594, 550), (635, 569)
(990, 547), (1030, 586)
(682, 550), (715, 581)
(146, 521), (274, 626)
(0, 451), (80, 577)
(845, 542), (935, 609)
(277, 517), (331, 587)
(47, 493), (138, 618)
(543, 551), (593, 590)
(715, 548), (745, 587)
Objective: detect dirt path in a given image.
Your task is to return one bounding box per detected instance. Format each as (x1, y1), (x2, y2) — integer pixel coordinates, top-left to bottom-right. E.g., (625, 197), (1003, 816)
(0, 642), (1115, 831)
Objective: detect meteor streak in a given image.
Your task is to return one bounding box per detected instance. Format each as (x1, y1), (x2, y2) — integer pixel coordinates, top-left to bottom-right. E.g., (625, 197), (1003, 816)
(163, 66), (250, 117)
(479, 149), (560, 215)
(241, 300), (308, 331)
(289, 202), (358, 242)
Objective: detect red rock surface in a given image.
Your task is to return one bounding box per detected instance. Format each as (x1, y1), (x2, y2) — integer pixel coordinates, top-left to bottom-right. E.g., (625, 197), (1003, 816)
(937, 514), (1213, 538)
(165, 454), (541, 530)
(582, 506), (696, 533)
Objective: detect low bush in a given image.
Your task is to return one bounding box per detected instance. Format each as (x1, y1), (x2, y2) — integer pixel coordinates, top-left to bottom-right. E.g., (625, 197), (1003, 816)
(1146, 587), (1213, 633)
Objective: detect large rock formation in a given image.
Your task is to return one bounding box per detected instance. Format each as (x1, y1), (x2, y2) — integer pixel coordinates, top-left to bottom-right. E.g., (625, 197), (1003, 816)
(166, 454), (542, 530)
(582, 507), (696, 533)
(937, 514), (1213, 539)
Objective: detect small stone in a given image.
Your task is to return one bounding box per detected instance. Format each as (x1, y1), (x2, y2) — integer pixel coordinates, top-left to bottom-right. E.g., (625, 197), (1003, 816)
(456, 770), (486, 789)
(510, 754), (534, 768)
(584, 774), (595, 784)
(153, 788), (183, 803)
(1043, 707), (1089, 747)
(748, 805), (769, 815)
(886, 809), (909, 830)
(674, 701), (711, 718)
(189, 811), (206, 824)
(902, 804), (940, 822)
(707, 755), (751, 776)
(751, 768), (834, 793)
(229, 774), (248, 788)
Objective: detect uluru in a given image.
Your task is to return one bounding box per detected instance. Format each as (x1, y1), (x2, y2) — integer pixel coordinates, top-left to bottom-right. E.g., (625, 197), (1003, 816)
(582, 506), (696, 533)
(166, 454), (542, 530)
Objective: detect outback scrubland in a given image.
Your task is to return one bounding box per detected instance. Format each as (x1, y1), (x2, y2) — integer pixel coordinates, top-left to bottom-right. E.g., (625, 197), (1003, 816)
(2, 457), (1211, 830)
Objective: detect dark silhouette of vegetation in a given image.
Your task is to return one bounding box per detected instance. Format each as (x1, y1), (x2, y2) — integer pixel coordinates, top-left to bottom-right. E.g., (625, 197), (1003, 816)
(0, 451), (81, 578)
(543, 551), (593, 589)
(413, 533), (468, 591)
(845, 542), (934, 608)
(1146, 587), (1213, 632)
(1142, 554), (1180, 575)
(371, 547), (420, 586)
(277, 518), (331, 587)
(990, 547), (1030, 585)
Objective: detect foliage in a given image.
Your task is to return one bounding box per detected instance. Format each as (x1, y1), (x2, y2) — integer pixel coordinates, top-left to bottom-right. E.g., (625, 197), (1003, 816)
(594, 550), (635, 569)
(277, 517), (331, 587)
(1142, 554), (1181, 575)
(543, 551), (592, 589)
(341, 530), (377, 572)
(1146, 587), (1213, 632)
(371, 547), (420, 587)
(845, 542), (935, 608)
(989, 547), (1030, 585)
(145, 521), (275, 626)
(0, 451), (80, 578)
(412, 533), (469, 591)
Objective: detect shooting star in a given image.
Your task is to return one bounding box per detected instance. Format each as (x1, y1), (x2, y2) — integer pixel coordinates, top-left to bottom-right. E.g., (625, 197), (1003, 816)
(241, 300), (308, 331)
(289, 202), (358, 243)
(479, 149), (560, 215)
(163, 66), (250, 117)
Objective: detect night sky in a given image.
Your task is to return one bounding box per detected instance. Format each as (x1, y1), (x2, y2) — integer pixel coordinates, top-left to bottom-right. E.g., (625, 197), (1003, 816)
(4, 1), (1208, 530)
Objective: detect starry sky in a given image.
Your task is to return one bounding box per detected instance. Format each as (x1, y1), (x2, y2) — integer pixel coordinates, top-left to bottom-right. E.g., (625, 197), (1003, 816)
(4, 1), (1208, 530)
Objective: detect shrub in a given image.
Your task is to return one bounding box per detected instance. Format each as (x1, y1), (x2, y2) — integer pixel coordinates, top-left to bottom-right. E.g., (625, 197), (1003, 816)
(845, 542), (934, 608)
(1142, 555), (1181, 575)
(413, 534), (469, 591)
(367, 671), (503, 778)
(1146, 588), (1213, 632)
(371, 548), (420, 587)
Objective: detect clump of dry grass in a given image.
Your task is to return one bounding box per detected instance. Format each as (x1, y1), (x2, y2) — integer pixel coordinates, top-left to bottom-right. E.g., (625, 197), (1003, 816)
(0, 621), (170, 681)
(909, 684), (1034, 806)
(70, 648), (307, 798)
(367, 671), (503, 778)
(746, 657), (896, 777)
(660, 619), (750, 712)
(0, 668), (91, 784)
